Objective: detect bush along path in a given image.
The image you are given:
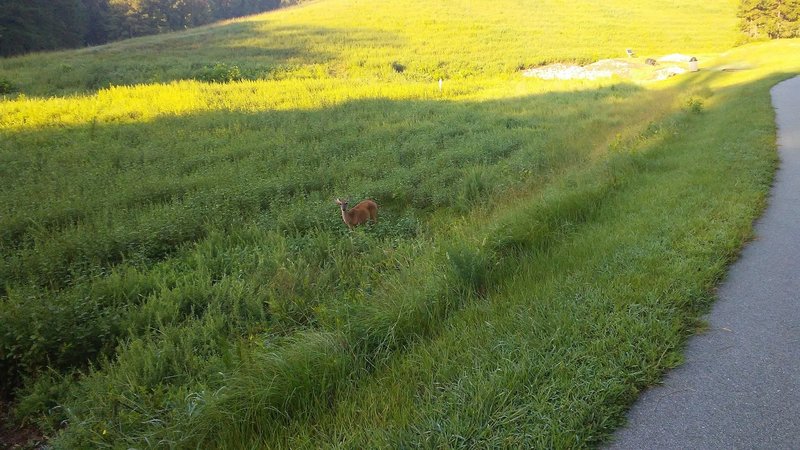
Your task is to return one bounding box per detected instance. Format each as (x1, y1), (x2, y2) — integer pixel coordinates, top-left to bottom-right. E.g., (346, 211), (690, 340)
(609, 76), (800, 449)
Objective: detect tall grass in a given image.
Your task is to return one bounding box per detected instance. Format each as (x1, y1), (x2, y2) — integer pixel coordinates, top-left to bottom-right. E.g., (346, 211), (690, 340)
(1, 78), (658, 410)
(229, 57), (798, 448)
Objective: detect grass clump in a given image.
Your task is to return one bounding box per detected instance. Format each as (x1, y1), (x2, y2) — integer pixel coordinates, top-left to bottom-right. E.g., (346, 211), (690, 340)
(0, 78), (16, 94)
(194, 62), (244, 83)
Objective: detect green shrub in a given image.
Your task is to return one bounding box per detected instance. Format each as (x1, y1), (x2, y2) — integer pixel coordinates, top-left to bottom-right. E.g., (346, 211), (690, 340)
(0, 78), (16, 94)
(738, 0), (800, 39)
(0, 288), (122, 393)
(14, 369), (76, 429)
(685, 96), (705, 114)
(456, 167), (493, 211)
(195, 63), (243, 83)
(446, 242), (492, 295)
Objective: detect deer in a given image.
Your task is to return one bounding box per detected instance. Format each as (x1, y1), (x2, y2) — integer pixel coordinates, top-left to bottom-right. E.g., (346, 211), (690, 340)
(335, 198), (378, 230)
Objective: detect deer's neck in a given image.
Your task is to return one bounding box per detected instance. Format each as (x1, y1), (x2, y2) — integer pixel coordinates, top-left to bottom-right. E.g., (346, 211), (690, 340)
(340, 207), (351, 224)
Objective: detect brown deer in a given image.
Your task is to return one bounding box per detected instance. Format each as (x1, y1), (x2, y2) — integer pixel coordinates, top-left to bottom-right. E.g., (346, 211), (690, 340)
(335, 198), (378, 230)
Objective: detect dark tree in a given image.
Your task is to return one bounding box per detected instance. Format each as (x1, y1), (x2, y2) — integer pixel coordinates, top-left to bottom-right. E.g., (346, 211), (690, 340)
(82, 0), (112, 45)
(0, 0), (289, 57)
(0, 0), (87, 56)
(738, 0), (800, 39)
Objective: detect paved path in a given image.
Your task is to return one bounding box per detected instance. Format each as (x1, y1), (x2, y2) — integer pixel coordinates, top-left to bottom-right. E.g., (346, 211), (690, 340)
(608, 77), (800, 449)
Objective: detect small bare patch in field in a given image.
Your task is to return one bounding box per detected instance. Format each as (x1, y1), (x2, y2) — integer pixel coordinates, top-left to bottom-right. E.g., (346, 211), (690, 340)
(522, 56), (693, 81)
(1, 402), (46, 449)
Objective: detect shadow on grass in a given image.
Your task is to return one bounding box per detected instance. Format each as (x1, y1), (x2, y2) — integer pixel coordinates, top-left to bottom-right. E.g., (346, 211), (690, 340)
(0, 81), (652, 394)
(0, 22), (406, 96)
(0, 82), (649, 263)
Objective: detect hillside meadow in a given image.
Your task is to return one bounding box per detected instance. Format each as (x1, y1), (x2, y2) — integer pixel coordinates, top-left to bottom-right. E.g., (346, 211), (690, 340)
(0, 0), (741, 96)
(1, 0), (799, 447)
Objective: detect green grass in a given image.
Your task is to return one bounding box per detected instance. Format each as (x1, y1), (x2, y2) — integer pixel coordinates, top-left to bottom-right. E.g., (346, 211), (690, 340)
(258, 61), (795, 449)
(1, 0), (799, 447)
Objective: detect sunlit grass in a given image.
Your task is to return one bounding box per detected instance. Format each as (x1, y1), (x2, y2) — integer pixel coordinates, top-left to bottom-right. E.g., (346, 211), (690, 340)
(0, 0), (739, 96)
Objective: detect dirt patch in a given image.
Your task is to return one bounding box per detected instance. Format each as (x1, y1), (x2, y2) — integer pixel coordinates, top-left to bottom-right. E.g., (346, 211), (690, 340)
(523, 58), (690, 81)
(0, 402), (47, 450)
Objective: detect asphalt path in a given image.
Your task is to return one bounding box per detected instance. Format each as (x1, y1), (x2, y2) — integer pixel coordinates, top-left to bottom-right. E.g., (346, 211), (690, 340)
(608, 76), (800, 449)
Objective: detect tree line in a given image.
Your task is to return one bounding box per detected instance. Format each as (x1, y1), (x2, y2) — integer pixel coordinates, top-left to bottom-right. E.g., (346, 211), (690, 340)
(738, 0), (800, 39)
(2, 1), (799, 59)
(0, 0), (292, 57)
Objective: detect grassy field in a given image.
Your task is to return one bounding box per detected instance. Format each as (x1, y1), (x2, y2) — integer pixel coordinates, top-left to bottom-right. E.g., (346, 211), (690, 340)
(0, 0), (740, 96)
(1, 0), (799, 447)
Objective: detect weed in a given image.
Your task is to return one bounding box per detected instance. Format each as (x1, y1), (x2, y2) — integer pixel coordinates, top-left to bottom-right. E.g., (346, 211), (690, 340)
(446, 242), (492, 294)
(195, 63), (243, 83)
(0, 78), (16, 94)
(685, 96), (705, 113)
(457, 167), (492, 211)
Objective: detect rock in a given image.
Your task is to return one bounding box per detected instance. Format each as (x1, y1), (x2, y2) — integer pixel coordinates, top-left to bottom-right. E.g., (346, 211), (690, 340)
(658, 53), (695, 63)
(653, 66), (687, 80)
